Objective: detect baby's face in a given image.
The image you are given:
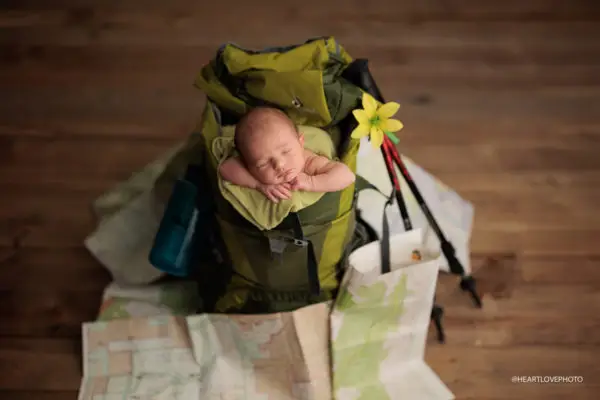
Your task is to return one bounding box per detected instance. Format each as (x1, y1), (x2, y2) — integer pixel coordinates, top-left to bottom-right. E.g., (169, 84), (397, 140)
(242, 125), (305, 185)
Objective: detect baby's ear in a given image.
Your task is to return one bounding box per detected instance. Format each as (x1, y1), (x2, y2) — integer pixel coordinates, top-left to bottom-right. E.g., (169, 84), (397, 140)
(298, 133), (305, 146)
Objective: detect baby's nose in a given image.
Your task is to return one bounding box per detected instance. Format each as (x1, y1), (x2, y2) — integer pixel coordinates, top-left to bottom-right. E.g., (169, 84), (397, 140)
(273, 159), (285, 171)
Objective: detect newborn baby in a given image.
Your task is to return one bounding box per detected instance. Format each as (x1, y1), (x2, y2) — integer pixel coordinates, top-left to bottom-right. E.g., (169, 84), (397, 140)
(219, 107), (355, 203)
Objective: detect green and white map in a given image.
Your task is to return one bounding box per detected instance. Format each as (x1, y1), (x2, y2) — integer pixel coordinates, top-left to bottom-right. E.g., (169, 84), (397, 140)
(79, 303), (331, 399)
(78, 230), (454, 400)
(331, 230), (454, 399)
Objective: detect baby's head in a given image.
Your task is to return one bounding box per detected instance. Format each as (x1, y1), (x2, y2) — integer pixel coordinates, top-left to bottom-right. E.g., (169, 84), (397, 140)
(234, 107), (305, 185)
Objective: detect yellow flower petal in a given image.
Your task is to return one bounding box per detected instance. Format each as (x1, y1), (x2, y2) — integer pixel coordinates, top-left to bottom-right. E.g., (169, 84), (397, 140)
(362, 93), (378, 119)
(377, 102), (400, 119)
(370, 126), (384, 148)
(352, 109), (370, 125)
(380, 118), (404, 133)
(350, 123), (370, 139)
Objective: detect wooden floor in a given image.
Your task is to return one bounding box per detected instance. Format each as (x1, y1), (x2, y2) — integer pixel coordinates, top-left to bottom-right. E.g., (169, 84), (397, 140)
(1, 0), (599, 399)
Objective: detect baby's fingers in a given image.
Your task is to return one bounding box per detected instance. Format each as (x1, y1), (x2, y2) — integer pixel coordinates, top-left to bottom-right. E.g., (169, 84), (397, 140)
(264, 189), (279, 203)
(275, 186), (291, 199)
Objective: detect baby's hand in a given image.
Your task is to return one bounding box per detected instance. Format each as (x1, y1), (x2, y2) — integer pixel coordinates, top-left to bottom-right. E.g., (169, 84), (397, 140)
(290, 172), (314, 191)
(258, 182), (292, 203)
(283, 170), (297, 183)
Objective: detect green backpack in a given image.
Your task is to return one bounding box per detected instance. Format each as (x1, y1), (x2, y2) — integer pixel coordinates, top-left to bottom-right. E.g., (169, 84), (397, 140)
(151, 37), (382, 314)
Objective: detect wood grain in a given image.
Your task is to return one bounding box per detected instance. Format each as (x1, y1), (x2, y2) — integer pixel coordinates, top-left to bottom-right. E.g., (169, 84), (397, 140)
(1, 0), (599, 398)
(0, 338), (82, 390)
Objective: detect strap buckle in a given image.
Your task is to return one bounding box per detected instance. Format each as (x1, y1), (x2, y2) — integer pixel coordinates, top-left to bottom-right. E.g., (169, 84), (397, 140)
(291, 238), (308, 247)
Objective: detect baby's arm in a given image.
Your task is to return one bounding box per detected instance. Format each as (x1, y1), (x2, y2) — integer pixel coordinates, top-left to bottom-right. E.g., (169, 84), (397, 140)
(295, 152), (355, 192)
(218, 157), (262, 189)
(219, 157), (292, 202)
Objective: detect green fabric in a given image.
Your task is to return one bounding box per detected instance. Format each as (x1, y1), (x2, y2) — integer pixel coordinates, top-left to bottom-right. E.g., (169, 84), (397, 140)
(213, 125), (337, 231)
(213, 208), (356, 314)
(194, 37), (363, 131)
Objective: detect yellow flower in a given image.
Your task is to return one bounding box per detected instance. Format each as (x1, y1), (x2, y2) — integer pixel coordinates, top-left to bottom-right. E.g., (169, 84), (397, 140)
(350, 92), (404, 148)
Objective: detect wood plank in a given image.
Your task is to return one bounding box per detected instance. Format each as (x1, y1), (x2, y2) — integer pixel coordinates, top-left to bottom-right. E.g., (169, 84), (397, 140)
(402, 142), (600, 172)
(432, 252), (600, 348)
(0, 137), (172, 248)
(0, 45), (216, 88)
(5, 167), (599, 216)
(2, 8), (599, 49)
(3, 175), (599, 223)
(1, 188), (599, 249)
(0, 62), (597, 99)
(393, 88), (600, 127)
(0, 248), (111, 291)
(0, 136), (174, 182)
(0, 221), (93, 249)
(2, 196), (599, 251)
(459, 191), (600, 229)
(436, 279), (600, 319)
(467, 228), (600, 255)
(1, 37), (598, 90)
(470, 254), (600, 285)
(0, 87), (202, 135)
(0, 84), (593, 118)
(0, 288), (102, 337)
(3, 0), (599, 21)
(3, 167), (599, 195)
(428, 171), (600, 193)
(0, 118), (196, 140)
(4, 223), (600, 254)
(0, 338), (82, 391)
(0, 37), (596, 74)
(0, 103), (596, 147)
(6, 251), (591, 294)
(2, 84), (598, 140)
(518, 256), (600, 285)
(426, 346), (599, 400)
(429, 315), (600, 348)
(1, 111), (598, 148)
(429, 344), (599, 376)
(0, 392), (77, 400)
(2, 135), (599, 180)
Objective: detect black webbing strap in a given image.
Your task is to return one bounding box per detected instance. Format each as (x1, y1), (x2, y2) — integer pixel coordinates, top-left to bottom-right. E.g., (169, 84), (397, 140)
(290, 213), (321, 295)
(380, 187), (395, 275)
(355, 175), (395, 275)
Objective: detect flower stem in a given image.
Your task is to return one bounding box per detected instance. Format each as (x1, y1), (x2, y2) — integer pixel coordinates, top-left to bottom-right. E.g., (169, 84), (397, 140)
(385, 131), (400, 144)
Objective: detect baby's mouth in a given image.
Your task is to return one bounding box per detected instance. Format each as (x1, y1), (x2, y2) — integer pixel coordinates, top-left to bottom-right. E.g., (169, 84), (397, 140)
(282, 170), (296, 181)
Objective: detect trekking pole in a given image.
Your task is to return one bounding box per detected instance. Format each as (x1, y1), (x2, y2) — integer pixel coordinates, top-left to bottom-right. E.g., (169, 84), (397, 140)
(355, 60), (481, 308)
(382, 134), (481, 308)
(380, 136), (413, 232)
(381, 136), (448, 343)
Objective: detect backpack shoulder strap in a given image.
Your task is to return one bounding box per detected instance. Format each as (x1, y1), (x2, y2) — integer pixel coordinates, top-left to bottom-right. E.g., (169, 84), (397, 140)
(354, 174), (396, 274)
